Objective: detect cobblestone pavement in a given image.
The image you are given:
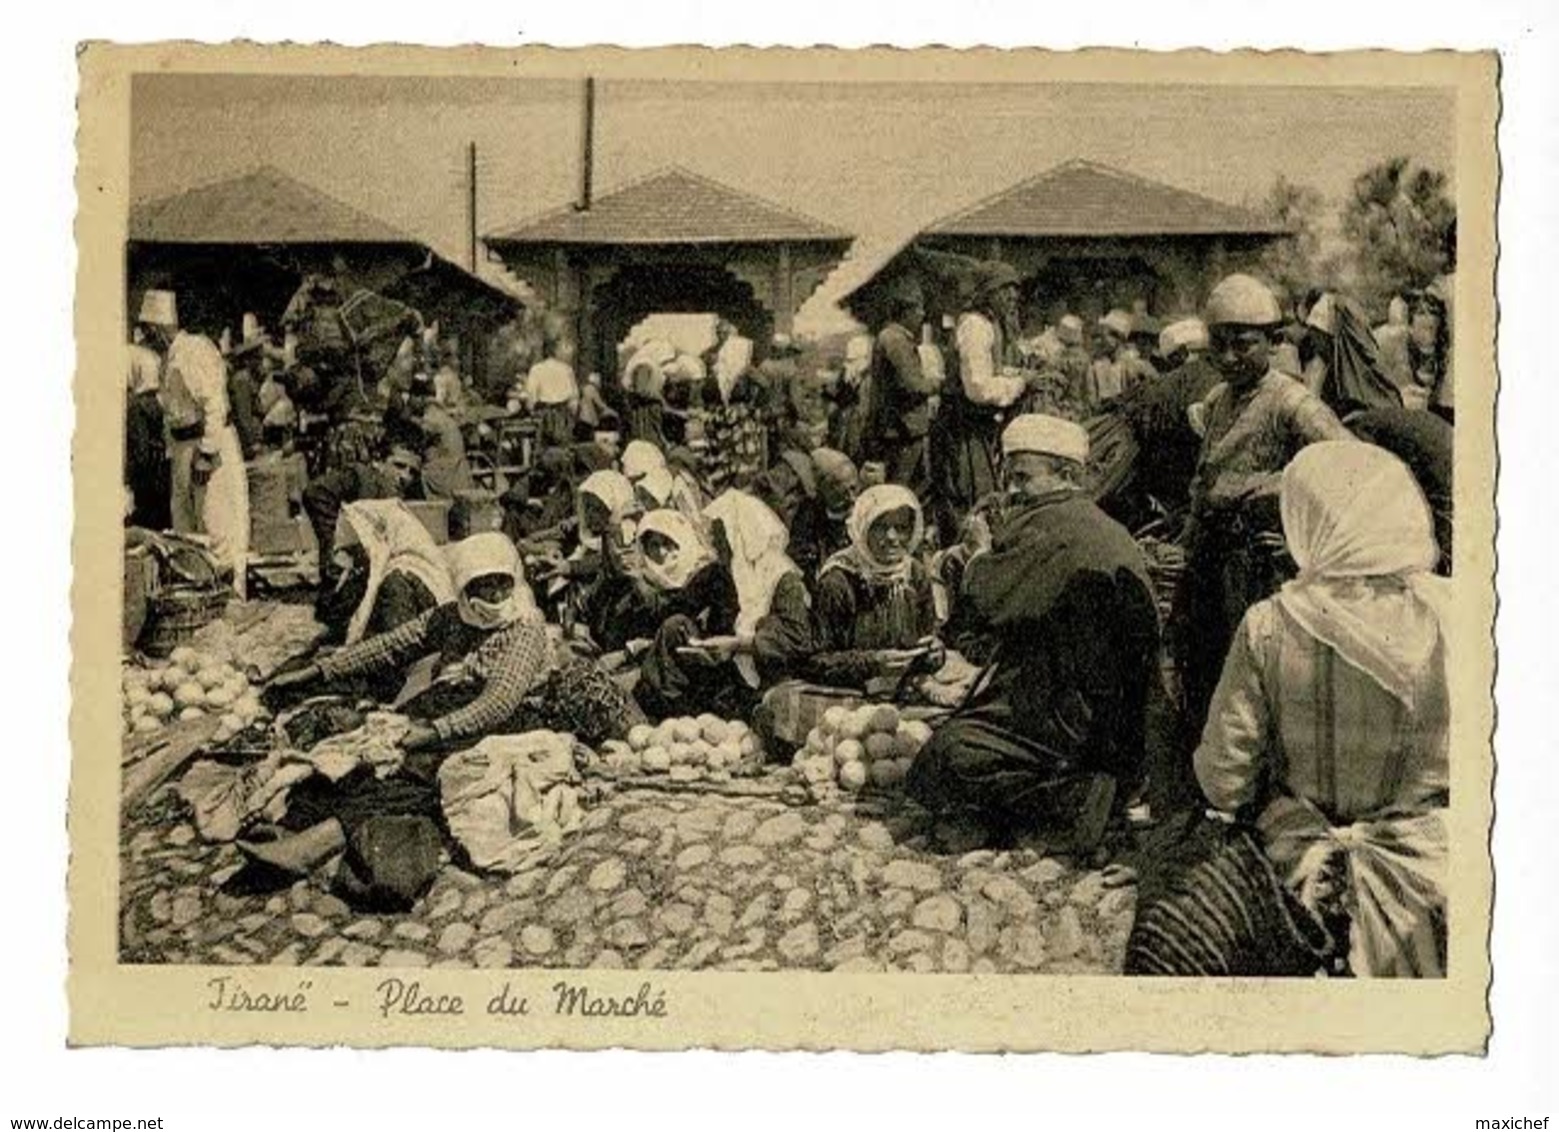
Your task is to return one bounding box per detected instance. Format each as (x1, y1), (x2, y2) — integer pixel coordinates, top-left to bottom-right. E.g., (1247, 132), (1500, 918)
(121, 777), (1137, 974)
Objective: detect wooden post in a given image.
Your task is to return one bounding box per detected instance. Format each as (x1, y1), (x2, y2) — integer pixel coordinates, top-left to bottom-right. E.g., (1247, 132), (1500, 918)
(577, 77), (596, 212)
(467, 142), (478, 272)
(774, 243), (794, 335)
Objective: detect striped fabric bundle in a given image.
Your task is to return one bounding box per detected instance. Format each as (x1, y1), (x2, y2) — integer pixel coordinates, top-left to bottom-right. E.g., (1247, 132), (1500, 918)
(1124, 829), (1342, 977)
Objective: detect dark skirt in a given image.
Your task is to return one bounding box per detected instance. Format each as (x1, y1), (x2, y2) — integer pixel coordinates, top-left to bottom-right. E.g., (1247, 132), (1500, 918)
(1124, 826), (1343, 977)
(927, 398), (1001, 539)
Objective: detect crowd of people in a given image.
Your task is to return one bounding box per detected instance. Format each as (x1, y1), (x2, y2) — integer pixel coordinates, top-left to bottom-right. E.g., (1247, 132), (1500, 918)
(123, 259), (1456, 978)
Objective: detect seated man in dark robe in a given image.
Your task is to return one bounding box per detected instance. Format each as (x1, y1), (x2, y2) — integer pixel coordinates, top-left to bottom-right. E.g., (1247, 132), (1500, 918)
(906, 414), (1160, 856)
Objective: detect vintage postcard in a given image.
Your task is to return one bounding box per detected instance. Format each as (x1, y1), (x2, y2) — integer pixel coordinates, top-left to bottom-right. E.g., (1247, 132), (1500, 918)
(72, 43), (1497, 1052)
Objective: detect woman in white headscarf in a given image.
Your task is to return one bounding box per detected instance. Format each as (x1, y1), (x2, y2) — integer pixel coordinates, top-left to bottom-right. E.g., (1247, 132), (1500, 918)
(703, 490), (813, 688)
(315, 499), (456, 646)
(809, 485), (940, 689)
(1129, 442), (1449, 977)
(271, 531), (643, 749)
(621, 439), (668, 485)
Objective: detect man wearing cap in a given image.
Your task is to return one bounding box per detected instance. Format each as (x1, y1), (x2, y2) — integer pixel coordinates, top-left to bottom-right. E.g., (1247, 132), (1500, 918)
(224, 314), (271, 460)
(907, 413), (1159, 854)
(1173, 273), (1352, 733)
(928, 261), (1030, 540)
(865, 277), (939, 492)
(136, 290), (251, 592)
(1114, 317), (1222, 523)
(1053, 314), (1093, 408)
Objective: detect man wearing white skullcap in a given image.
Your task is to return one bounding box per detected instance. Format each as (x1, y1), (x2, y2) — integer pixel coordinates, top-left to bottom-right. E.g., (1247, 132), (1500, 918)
(1172, 273), (1352, 733)
(906, 411), (1159, 855)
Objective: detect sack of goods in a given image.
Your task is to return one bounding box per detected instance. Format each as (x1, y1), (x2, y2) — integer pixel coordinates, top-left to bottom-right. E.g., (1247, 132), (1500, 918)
(596, 715), (764, 783)
(791, 704), (933, 800)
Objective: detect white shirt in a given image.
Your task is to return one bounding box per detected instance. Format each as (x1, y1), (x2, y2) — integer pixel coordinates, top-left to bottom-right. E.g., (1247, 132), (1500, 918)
(165, 330), (231, 440)
(954, 312), (1025, 408)
(524, 358), (579, 407)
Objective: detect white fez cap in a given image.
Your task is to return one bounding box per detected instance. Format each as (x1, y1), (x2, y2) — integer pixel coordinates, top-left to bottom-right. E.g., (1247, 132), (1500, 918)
(137, 289), (178, 328)
(1099, 309), (1134, 338)
(1159, 317), (1209, 356)
(1001, 413), (1090, 464)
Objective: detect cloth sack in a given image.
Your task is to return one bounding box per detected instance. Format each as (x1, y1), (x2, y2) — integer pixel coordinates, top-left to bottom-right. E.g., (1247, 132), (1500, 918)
(437, 731), (585, 874)
(176, 752), (314, 843)
(303, 711), (412, 782)
(333, 814), (444, 913)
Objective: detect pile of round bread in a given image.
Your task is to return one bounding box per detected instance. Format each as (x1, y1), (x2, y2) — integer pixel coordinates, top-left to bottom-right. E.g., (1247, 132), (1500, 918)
(122, 645), (269, 743)
(598, 714), (764, 783)
(791, 704), (933, 798)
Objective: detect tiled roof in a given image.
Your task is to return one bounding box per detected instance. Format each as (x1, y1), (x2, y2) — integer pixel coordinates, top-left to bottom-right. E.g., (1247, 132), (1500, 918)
(926, 159), (1288, 239)
(485, 165), (852, 247)
(129, 166), (419, 245)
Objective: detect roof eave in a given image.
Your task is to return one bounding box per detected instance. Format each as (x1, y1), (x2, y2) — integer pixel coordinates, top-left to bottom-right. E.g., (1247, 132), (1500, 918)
(923, 226), (1291, 240)
(483, 233), (853, 249)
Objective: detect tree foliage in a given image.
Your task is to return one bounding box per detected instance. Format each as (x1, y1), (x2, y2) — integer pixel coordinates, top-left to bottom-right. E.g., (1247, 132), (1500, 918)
(1253, 175), (1344, 306)
(1340, 157), (1456, 310)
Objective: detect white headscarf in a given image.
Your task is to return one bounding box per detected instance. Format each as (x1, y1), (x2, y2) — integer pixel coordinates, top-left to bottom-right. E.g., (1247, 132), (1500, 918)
(636, 466), (675, 508)
(636, 509), (714, 593)
(576, 470), (637, 552)
(621, 439), (668, 483)
(1276, 442), (1449, 708)
(445, 532), (536, 631)
(823, 484), (925, 587)
(714, 333), (755, 404)
(335, 500), (456, 644)
(704, 490), (802, 687)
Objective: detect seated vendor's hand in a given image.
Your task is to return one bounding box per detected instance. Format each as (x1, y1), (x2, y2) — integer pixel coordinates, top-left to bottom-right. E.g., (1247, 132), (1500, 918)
(685, 635), (742, 662)
(877, 647), (927, 672)
(402, 723), (439, 752)
(917, 638), (947, 673)
(267, 663), (321, 691)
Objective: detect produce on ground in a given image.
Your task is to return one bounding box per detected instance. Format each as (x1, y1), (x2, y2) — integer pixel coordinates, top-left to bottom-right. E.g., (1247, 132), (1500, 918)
(791, 704), (933, 800)
(122, 644), (269, 746)
(595, 714), (764, 784)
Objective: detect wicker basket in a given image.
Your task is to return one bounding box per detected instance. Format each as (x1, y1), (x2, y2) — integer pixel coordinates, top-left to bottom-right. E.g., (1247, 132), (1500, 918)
(140, 584), (230, 657)
(136, 533), (232, 657)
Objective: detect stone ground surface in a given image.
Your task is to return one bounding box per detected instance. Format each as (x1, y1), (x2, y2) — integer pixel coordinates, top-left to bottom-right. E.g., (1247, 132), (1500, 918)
(120, 776), (1138, 974)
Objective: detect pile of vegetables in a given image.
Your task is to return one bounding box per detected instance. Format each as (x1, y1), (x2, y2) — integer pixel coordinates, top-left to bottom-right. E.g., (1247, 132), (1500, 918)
(597, 714), (764, 783)
(791, 704), (933, 799)
(122, 645), (269, 744)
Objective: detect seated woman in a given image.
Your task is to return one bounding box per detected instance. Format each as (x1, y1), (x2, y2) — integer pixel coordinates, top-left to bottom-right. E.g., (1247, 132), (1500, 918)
(664, 445), (709, 523)
(632, 495), (811, 721)
(635, 465), (710, 537)
(1126, 442), (1449, 978)
(314, 500), (455, 651)
(759, 485), (941, 751)
(526, 468), (638, 636)
(272, 532), (643, 752)
(621, 438), (667, 487)
(810, 485), (940, 689)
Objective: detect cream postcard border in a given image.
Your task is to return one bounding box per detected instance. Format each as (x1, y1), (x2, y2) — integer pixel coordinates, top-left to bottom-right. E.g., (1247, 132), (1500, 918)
(70, 43), (1498, 1053)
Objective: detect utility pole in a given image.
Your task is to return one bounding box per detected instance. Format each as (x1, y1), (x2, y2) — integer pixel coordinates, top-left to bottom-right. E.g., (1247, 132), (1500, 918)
(576, 76), (595, 212)
(467, 141), (478, 271)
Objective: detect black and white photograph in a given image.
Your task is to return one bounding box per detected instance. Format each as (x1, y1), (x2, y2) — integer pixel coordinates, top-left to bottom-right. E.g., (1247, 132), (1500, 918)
(69, 42), (1497, 1053)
